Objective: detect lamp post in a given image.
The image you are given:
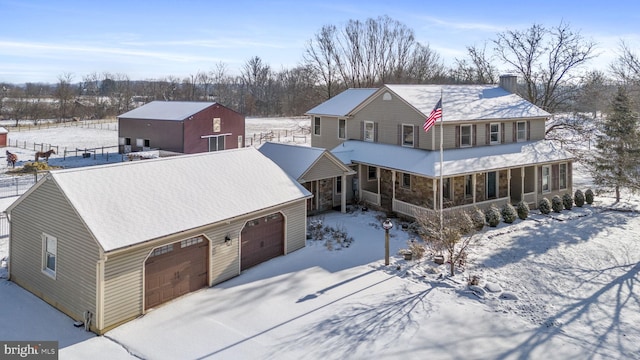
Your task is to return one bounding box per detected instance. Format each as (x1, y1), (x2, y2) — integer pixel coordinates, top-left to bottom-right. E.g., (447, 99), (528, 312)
(382, 218), (393, 265)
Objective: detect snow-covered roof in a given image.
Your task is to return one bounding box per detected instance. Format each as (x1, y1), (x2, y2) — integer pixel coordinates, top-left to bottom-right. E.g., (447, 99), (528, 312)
(41, 147), (311, 252)
(384, 84), (550, 121)
(305, 88), (378, 116)
(258, 142), (354, 181)
(118, 101), (216, 121)
(331, 140), (573, 177)
(0, 127), (7, 134)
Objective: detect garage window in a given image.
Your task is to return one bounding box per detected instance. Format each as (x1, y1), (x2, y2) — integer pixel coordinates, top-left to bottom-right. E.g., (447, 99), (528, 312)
(150, 244), (173, 257)
(181, 237), (203, 248)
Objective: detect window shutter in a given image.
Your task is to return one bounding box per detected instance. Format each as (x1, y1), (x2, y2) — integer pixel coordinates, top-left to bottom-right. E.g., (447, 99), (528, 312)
(501, 123), (505, 143)
(472, 125), (477, 146)
(455, 125), (460, 148)
(568, 162), (572, 189)
(374, 122), (379, 142)
(485, 124), (490, 145)
(512, 123), (517, 143)
(360, 121), (364, 140)
(552, 164), (559, 191)
(526, 120), (531, 140)
(397, 124), (402, 145)
(414, 125), (420, 148)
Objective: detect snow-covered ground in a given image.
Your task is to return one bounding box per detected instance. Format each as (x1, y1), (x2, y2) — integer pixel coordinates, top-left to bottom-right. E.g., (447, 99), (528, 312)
(1, 120), (639, 359)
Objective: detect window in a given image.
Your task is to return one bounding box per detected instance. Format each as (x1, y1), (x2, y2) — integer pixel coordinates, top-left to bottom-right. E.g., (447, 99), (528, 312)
(559, 163), (567, 189)
(238, 135), (243, 148)
(42, 234), (57, 277)
(442, 178), (452, 200)
(125, 138), (131, 146)
(364, 121), (375, 142)
(516, 121), (527, 142)
(460, 125), (472, 147)
(465, 175), (473, 197)
(181, 237), (203, 248)
(402, 125), (414, 147)
(542, 165), (551, 192)
(213, 118), (221, 132)
(487, 171), (497, 199)
(150, 244), (174, 257)
(338, 119), (346, 139)
(136, 138), (150, 147)
(490, 123), (500, 144)
(401, 173), (411, 188)
(368, 166), (377, 180)
(313, 117), (321, 136)
(209, 136), (225, 151)
(335, 176), (342, 194)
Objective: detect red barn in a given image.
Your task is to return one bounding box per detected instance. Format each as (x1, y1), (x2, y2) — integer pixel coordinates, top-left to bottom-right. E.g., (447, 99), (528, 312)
(0, 127), (7, 147)
(117, 101), (245, 154)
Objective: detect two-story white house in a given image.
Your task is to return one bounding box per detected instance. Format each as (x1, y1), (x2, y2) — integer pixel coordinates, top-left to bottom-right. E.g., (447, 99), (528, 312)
(306, 75), (574, 218)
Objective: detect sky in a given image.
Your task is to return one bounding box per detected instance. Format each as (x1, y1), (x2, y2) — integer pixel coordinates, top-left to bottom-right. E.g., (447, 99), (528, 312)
(1, 0), (640, 84)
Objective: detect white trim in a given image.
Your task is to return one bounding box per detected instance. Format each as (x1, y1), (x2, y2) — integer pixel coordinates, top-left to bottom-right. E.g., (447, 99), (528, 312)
(338, 118), (347, 140)
(542, 165), (551, 193)
(200, 133), (231, 139)
(516, 121), (527, 142)
(559, 162), (568, 190)
(313, 117), (321, 136)
(363, 121), (375, 142)
(489, 123), (501, 144)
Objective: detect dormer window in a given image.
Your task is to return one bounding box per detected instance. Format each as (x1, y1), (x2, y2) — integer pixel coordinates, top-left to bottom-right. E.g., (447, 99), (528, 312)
(516, 121), (527, 142)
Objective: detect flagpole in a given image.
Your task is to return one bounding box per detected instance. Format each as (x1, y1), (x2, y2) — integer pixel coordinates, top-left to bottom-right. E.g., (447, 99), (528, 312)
(439, 89), (443, 239)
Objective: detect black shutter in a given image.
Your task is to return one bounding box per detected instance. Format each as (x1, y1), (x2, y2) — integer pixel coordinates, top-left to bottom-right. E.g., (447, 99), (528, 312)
(455, 125), (460, 148)
(397, 124), (402, 145)
(374, 122), (379, 142)
(501, 123), (505, 143)
(526, 120), (531, 140)
(414, 125), (420, 148)
(360, 121), (364, 140)
(485, 124), (490, 145)
(472, 125), (477, 146)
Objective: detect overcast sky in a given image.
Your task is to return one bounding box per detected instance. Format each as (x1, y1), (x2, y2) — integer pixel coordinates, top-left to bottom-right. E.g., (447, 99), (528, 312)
(1, 0), (639, 84)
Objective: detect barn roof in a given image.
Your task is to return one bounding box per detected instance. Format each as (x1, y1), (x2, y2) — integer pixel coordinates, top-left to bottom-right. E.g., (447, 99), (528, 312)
(117, 101), (216, 121)
(27, 147), (311, 252)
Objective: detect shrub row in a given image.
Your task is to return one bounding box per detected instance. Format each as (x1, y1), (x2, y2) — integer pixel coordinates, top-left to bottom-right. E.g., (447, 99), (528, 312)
(538, 189), (594, 214)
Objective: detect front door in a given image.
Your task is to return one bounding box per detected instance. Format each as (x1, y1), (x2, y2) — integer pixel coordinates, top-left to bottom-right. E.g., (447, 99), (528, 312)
(487, 171), (497, 199)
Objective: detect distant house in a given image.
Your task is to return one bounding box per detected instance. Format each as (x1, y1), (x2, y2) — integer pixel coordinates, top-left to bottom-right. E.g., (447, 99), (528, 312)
(306, 75), (574, 216)
(6, 147), (311, 334)
(258, 142), (355, 214)
(117, 101), (245, 154)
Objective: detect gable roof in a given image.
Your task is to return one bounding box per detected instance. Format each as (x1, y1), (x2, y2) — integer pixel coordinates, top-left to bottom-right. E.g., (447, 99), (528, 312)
(118, 101), (216, 121)
(13, 147), (311, 252)
(305, 88), (377, 117)
(257, 142), (354, 182)
(331, 140), (573, 177)
(383, 84), (550, 121)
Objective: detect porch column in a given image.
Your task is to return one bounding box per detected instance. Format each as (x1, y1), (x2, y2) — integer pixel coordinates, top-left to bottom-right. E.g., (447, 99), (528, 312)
(521, 167), (525, 203)
(534, 165), (539, 205)
(507, 169), (511, 202)
(473, 173), (476, 204)
(357, 164), (362, 202)
(341, 174), (346, 213)
(377, 167), (381, 204)
(392, 170), (396, 212)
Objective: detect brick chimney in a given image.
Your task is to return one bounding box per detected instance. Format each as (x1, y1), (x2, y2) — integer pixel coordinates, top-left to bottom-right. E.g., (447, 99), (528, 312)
(499, 75), (518, 93)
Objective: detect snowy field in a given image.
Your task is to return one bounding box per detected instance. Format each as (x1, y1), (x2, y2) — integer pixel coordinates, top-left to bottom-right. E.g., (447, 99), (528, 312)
(0, 120), (639, 359)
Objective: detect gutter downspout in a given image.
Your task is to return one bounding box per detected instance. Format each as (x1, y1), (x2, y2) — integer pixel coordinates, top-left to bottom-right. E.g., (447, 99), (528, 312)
(96, 254), (107, 333)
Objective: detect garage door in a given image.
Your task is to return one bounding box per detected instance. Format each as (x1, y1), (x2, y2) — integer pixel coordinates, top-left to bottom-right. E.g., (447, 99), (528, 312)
(241, 213), (284, 271)
(145, 236), (209, 309)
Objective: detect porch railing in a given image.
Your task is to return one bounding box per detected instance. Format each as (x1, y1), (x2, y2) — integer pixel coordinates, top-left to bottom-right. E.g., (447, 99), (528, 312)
(361, 190), (380, 206)
(393, 197), (511, 218)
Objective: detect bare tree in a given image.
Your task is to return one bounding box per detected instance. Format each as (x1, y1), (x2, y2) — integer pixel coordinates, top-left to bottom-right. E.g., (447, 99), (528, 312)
(451, 43), (498, 84)
(493, 22), (597, 113)
(241, 56), (272, 115)
(54, 72), (75, 121)
(414, 208), (481, 277)
(610, 41), (640, 85)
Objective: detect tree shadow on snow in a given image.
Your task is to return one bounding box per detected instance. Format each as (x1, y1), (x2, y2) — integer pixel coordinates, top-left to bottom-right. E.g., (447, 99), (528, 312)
(493, 261), (640, 359)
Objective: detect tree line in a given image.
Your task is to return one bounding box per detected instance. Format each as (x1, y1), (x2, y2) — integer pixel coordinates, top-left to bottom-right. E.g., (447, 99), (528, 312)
(0, 16), (639, 124)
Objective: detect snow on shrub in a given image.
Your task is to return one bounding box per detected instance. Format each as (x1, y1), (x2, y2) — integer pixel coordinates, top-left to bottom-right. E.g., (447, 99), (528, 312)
(562, 193), (573, 210)
(574, 189), (585, 207)
(516, 201), (530, 220)
(552, 195), (564, 213)
(471, 207), (485, 230)
(538, 197), (551, 214)
(485, 205), (501, 227)
(585, 189), (594, 204)
(501, 203), (517, 224)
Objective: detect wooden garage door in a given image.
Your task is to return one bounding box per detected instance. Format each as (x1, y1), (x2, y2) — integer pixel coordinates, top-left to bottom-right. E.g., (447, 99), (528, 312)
(145, 236), (208, 309)
(241, 213), (284, 271)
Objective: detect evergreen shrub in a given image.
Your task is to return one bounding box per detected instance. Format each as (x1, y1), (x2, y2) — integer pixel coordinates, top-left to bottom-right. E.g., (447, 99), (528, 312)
(562, 193), (573, 210)
(574, 189), (585, 207)
(539, 198), (551, 214)
(501, 203), (517, 224)
(585, 189), (594, 204)
(516, 201), (530, 220)
(485, 205), (501, 227)
(552, 195), (564, 213)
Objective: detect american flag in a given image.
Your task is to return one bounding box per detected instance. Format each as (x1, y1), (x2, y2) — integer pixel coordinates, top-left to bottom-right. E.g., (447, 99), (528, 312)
(423, 98), (442, 132)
